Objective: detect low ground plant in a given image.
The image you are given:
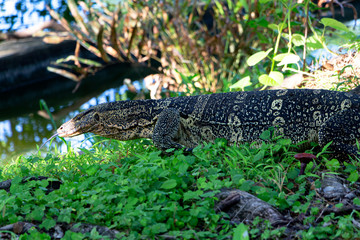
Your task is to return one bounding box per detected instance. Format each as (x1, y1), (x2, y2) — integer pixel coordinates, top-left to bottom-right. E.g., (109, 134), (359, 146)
(1, 136), (359, 239)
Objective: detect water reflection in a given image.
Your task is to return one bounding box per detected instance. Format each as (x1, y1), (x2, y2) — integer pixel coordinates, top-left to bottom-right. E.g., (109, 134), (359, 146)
(0, 82), (143, 163)
(1, 115), (57, 160)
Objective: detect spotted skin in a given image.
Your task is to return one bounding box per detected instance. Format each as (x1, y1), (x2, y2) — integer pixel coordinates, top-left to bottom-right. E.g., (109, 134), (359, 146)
(57, 89), (360, 157)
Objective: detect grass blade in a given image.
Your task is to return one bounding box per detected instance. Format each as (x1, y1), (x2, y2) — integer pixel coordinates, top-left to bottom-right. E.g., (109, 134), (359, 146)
(47, 66), (80, 82)
(68, 0), (89, 35)
(97, 25), (111, 62)
(39, 99), (57, 130)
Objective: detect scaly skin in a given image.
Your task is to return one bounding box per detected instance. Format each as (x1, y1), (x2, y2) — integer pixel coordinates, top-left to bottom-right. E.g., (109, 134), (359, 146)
(57, 89), (360, 157)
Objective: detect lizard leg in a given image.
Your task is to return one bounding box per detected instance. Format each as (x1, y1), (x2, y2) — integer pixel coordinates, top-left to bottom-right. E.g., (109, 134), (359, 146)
(152, 108), (186, 151)
(318, 109), (360, 158)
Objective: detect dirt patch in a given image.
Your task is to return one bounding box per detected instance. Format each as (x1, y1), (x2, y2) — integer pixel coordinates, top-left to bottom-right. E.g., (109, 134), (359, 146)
(303, 51), (360, 90)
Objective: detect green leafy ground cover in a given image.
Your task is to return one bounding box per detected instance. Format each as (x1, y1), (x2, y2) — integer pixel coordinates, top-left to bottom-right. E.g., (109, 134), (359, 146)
(1, 135), (360, 239)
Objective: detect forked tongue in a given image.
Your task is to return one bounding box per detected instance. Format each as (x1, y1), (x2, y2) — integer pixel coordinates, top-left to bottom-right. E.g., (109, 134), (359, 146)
(40, 132), (59, 149)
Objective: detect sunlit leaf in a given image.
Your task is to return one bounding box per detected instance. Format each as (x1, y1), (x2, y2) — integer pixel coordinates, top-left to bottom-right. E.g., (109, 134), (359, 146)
(273, 53), (289, 62)
(334, 31), (357, 41)
(268, 23), (278, 31)
(233, 223), (249, 240)
(292, 34), (305, 46)
(277, 54), (300, 66)
(214, 0), (225, 15)
(268, 23), (286, 31)
(247, 48), (273, 66)
(259, 71), (283, 86)
(306, 36), (323, 50)
(320, 18), (350, 32)
(229, 76), (252, 90)
(269, 71), (284, 83)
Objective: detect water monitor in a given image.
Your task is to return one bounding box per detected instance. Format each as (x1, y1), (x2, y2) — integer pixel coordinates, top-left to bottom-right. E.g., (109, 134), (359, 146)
(56, 89), (360, 158)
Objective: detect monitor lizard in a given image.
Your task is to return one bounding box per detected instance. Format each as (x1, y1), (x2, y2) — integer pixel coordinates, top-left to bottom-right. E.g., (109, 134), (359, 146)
(56, 89), (360, 158)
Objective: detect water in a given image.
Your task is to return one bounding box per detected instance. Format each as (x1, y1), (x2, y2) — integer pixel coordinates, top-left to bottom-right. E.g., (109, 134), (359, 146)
(0, 81), (144, 164)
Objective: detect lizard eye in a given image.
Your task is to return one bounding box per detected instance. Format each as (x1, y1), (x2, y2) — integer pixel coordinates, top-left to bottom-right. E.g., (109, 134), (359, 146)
(94, 113), (100, 121)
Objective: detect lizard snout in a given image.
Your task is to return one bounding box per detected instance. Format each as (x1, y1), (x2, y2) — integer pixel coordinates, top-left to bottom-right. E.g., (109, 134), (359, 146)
(57, 120), (79, 137)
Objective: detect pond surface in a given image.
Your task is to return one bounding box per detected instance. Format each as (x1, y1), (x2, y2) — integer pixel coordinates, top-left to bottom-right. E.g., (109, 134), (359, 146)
(0, 81), (144, 164)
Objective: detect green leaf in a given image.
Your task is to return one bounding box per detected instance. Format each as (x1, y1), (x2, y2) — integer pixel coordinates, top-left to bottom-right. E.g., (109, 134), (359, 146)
(20, 166), (30, 175)
(260, 130), (271, 140)
(277, 138), (291, 146)
(292, 34), (305, 46)
(269, 71), (284, 83)
(268, 23), (278, 31)
(339, 31), (357, 41)
(353, 198), (360, 205)
(229, 76), (252, 90)
(150, 223), (168, 234)
(161, 179), (177, 189)
(184, 190), (202, 201)
(246, 48), (273, 66)
(347, 170), (359, 183)
(320, 18), (350, 32)
(326, 159), (340, 171)
(259, 71), (283, 86)
(126, 197), (138, 208)
(178, 163), (189, 174)
(214, 0), (225, 15)
(306, 36), (323, 50)
(85, 165), (99, 176)
(40, 218), (56, 231)
(258, 74), (273, 86)
(27, 206), (45, 221)
(335, 203), (344, 208)
(253, 150), (264, 162)
(23, 229), (51, 239)
(63, 231), (84, 240)
(90, 227), (101, 238)
(0, 196), (15, 214)
(58, 208), (72, 224)
(268, 23), (286, 31)
(273, 53), (289, 62)
(39, 99), (57, 130)
(233, 223), (249, 240)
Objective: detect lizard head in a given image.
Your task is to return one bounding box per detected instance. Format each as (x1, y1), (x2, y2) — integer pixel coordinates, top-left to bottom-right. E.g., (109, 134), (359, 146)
(57, 107), (103, 138)
(57, 101), (155, 140)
